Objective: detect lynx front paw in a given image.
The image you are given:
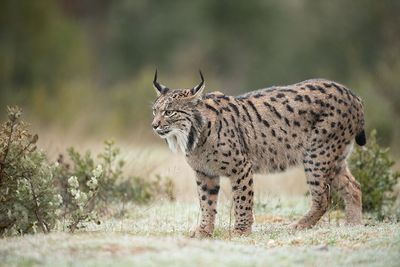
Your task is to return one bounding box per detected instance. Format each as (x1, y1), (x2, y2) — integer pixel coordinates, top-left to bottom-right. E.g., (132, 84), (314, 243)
(189, 226), (213, 239)
(233, 226), (252, 236)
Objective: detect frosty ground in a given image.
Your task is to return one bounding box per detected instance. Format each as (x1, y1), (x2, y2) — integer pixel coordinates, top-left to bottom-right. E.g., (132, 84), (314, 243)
(1, 197), (399, 267)
(1, 145), (399, 267)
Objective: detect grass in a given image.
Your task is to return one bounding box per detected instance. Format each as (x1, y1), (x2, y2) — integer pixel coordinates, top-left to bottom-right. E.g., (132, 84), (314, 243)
(2, 143), (398, 266)
(1, 197), (399, 267)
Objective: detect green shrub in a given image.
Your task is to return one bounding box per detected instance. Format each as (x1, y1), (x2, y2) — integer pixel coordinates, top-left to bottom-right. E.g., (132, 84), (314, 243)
(333, 130), (400, 220)
(54, 140), (176, 231)
(54, 141), (124, 231)
(0, 107), (60, 236)
(56, 140), (124, 208)
(0, 106), (176, 236)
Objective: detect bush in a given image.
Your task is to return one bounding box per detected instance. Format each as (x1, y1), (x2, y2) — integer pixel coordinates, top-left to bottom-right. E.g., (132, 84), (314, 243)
(0, 106), (176, 236)
(54, 140), (176, 231)
(0, 107), (60, 236)
(55, 141), (124, 231)
(55, 140), (124, 209)
(333, 130), (400, 220)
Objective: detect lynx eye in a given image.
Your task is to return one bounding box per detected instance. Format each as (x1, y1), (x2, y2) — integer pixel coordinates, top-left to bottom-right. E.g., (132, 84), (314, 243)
(163, 110), (175, 117)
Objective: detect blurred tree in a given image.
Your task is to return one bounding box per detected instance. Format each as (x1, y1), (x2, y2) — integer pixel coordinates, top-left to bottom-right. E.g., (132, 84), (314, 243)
(0, 0), (91, 93)
(0, 0), (399, 149)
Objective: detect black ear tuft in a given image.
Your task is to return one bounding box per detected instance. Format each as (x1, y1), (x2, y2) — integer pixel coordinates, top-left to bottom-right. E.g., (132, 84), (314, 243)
(153, 69), (168, 95)
(190, 70), (205, 96)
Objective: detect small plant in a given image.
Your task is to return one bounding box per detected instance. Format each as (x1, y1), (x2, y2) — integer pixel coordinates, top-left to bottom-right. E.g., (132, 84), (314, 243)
(0, 107), (60, 236)
(56, 140), (125, 207)
(332, 130), (400, 220)
(59, 170), (102, 233)
(54, 140), (176, 231)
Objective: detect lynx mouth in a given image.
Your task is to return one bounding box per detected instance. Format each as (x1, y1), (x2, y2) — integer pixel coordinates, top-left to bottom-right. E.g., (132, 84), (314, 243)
(155, 128), (171, 137)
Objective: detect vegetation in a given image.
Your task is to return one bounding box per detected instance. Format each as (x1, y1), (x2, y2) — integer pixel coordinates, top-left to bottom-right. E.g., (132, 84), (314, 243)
(54, 140), (128, 230)
(0, 107), (175, 236)
(331, 130), (400, 220)
(349, 130), (400, 219)
(0, 107), (59, 235)
(55, 140), (175, 232)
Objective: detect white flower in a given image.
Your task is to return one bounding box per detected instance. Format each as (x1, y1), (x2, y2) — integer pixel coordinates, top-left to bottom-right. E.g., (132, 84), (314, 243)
(68, 176), (79, 188)
(92, 164), (103, 178)
(75, 191), (88, 206)
(80, 192), (88, 203)
(74, 190), (81, 200)
(69, 188), (77, 196)
(86, 176), (98, 190)
(56, 194), (63, 205)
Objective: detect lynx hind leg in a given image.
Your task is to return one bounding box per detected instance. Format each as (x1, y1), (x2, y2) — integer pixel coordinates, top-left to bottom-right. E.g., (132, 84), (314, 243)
(292, 155), (331, 230)
(332, 165), (362, 225)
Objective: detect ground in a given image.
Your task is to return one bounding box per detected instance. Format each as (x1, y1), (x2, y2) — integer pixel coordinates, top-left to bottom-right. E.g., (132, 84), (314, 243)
(1, 146), (399, 267)
(1, 197), (399, 267)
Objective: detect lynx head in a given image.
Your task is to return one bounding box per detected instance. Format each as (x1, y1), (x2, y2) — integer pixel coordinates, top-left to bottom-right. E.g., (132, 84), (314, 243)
(151, 70), (205, 153)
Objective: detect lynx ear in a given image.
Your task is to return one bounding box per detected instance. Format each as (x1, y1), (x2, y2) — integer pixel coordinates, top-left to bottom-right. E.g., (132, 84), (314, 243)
(189, 70), (205, 98)
(153, 69), (169, 95)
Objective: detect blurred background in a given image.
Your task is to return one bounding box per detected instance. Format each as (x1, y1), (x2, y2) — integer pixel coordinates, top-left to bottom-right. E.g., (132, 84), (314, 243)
(0, 0), (399, 153)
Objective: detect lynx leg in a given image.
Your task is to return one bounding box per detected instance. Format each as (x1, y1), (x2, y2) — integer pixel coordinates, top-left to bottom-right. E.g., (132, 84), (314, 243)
(230, 163), (254, 235)
(332, 166), (362, 225)
(190, 171), (220, 238)
(292, 155), (331, 230)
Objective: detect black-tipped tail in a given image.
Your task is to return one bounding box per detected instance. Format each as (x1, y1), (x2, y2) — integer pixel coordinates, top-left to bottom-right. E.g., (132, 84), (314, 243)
(355, 130), (366, 146)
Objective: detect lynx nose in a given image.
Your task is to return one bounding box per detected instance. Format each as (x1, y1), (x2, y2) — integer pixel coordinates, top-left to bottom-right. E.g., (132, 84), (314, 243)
(152, 120), (160, 130)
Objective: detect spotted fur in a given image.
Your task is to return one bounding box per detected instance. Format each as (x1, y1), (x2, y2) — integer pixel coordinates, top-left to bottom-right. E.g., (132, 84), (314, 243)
(152, 73), (365, 237)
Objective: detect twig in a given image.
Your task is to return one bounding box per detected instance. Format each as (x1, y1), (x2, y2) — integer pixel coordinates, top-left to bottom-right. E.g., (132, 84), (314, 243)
(27, 176), (49, 233)
(12, 140), (35, 162)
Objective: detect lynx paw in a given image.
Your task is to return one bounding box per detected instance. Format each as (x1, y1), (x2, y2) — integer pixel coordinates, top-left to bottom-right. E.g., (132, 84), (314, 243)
(233, 227), (252, 236)
(189, 227), (213, 239)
